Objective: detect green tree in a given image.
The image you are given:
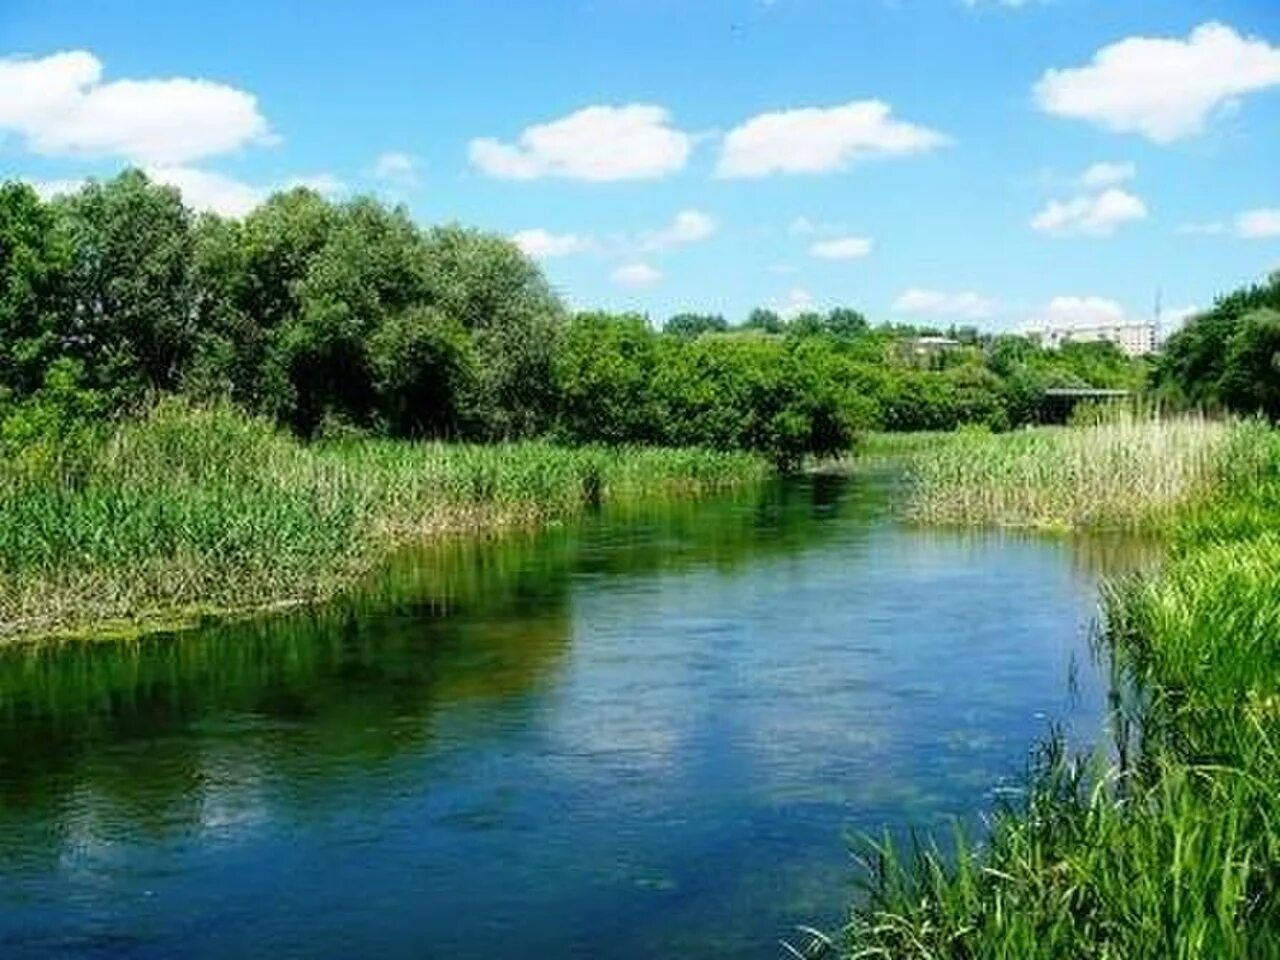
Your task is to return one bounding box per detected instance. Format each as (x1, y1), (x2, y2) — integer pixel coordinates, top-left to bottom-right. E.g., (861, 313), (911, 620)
(1218, 308), (1280, 420)
(824, 307), (868, 338)
(554, 312), (658, 443)
(420, 225), (563, 438)
(278, 198), (427, 434)
(742, 307), (784, 333)
(0, 182), (69, 399)
(54, 170), (196, 398)
(664, 312), (727, 338)
(369, 306), (477, 437)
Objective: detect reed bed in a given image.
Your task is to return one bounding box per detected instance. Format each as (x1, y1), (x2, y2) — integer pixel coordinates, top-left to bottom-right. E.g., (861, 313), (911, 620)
(829, 422), (1280, 959)
(0, 400), (766, 641)
(905, 415), (1258, 530)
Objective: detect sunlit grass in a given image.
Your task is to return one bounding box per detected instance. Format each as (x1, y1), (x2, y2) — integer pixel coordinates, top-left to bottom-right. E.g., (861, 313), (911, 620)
(904, 415), (1262, 530)
(0, 400), (766, 641)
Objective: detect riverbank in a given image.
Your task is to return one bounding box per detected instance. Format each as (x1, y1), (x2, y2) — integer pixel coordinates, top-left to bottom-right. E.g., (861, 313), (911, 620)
(0, 401), (767, 643)
(835, 416), (1280, 958)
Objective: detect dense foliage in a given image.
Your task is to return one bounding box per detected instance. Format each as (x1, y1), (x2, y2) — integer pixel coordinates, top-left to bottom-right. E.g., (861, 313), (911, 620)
(1155, 272), (1280, 420)
(2, 171), (1148, 465)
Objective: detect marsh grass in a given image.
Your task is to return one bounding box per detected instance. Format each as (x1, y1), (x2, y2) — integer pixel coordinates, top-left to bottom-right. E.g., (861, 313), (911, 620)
(835, 421), (1280, 959)
(905, 415), (1262, 531)
(0, 400), (766, 641)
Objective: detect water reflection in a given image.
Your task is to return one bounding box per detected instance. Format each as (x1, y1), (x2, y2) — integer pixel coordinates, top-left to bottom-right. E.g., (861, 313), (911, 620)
(0, 476), (1135, 960)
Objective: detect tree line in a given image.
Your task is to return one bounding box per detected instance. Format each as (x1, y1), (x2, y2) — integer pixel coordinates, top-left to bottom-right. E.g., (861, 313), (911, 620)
(1154, 273), (1280, 421)
(3, 170), (1160, 465)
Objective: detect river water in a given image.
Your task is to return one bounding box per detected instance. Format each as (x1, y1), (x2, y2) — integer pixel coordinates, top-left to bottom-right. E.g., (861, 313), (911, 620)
(0, 475), (1130, 958)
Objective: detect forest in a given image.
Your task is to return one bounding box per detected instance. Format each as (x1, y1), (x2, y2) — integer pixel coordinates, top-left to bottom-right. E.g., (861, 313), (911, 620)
(1, 170), (1170, 468)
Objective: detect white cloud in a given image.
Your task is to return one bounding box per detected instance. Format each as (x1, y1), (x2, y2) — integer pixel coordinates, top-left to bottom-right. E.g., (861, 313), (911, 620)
(893, 288), (995, 319)
(612, 263), (662, 287)
(1033, 296), (1127, 329)
(23, 177), (86, 201)
(147, 167), (344, 217)
(512, 228), (594, 259)
(809, 236), (873, 260)
(638, 209), (717, 251)
(788, 215), (847, 236)
(469, 104), (691, 181)
(147, 166), (264, 217)
(777, 287), (817, 318)
(715, 100), (947, 178)
(370, 151), (421, 188)
(0, 50), (272, 164)
(1080, 161), (1135, 188)
(1177, 221), (1227, 236)
(1236, 208), (1280, 239)
(1031, 188), (1147, 236)
(1163, 304), (1201, 330)
(1034, 22), (1280, 143)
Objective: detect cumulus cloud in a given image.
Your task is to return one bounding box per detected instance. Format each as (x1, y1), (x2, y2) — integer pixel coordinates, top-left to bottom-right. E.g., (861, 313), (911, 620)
(0, 50), (272, 164)
(371, 151), (421, 188)
(512, 228), (594, 259)
(809, 236), (873, 260)
(1033, 296), (1128, 329)
(637, 209), (717, 251)
(1080, 161), (1135, 188)
(146, 167), (344, 217)
(612, 263), (662, 287)
(893, 288), (995, 319)
(1034, 23), (1280, 142)
(715, 100), (947, 178)
(1236, 208), (1280, 239)
(1031, 188), (1147, 236)
(469, 104), (691, 181)
(146, 166), (265, 217)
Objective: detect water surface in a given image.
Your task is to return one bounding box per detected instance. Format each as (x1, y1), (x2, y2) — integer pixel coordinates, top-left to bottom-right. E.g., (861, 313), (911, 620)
(0, 476), (1126, 958)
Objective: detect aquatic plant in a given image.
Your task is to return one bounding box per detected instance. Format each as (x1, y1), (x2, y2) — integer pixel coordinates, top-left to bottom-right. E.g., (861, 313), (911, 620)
(833, 422), (1280, 959)
(904, 414), (1262, 530)
(0, 400), (766, 641)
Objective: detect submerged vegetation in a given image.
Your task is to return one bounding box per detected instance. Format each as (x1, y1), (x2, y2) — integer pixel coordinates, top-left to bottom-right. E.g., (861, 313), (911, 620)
(831, 419), (1280, 959)
(0, 401), (764, 642)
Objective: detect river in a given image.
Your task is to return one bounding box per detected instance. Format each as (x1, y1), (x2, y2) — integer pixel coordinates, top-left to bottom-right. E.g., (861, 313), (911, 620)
(0, 474), (1132, 958)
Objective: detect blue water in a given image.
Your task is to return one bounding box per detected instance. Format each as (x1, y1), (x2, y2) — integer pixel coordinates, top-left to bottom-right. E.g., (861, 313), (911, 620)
(0, 475), (1127, 958)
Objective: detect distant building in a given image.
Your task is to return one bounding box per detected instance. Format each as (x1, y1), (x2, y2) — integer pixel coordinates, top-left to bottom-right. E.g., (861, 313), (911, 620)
(1029, 321), (1157, 358)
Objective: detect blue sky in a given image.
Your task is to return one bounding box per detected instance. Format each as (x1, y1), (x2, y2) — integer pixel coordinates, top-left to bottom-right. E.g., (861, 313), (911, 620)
(2, 0), (1278, 330)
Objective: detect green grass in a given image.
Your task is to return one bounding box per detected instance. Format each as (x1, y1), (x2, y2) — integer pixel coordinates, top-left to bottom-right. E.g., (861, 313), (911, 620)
(824, 420), (1280, 959)
(903, 415), (1264, 531)
(0, 400), (766, 642)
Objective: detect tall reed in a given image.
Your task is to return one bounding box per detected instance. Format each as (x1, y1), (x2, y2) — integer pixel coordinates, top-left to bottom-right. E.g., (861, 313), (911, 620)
(0, 400), (766, 641)
(905, 415), (1260, 530)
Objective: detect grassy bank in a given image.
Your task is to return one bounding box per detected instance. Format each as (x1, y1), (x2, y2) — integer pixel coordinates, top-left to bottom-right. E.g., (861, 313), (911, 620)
(0, 401), (766, 642)
(904, 415), (1264, 530)
(831, 418), (1280, 958)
